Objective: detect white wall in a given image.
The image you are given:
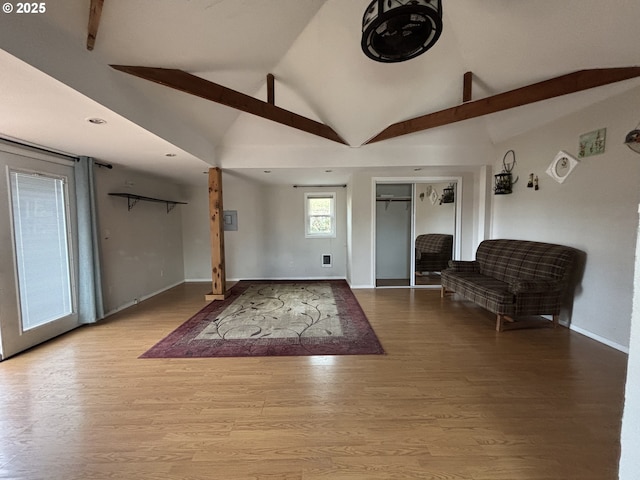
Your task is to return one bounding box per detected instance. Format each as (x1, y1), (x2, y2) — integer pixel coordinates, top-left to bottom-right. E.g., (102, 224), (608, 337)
(619, 206), (640, 479)
(415, 182), (456, 236)
(492, 85), (640, 350)
(95, 167), (186, 315)
(181, 172), (267, 281)
(181, 172), (348, 282)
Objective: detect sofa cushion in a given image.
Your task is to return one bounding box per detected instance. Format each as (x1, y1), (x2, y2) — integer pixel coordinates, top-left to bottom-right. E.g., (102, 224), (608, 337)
(510, 278), (559, 294)
(442, 271), (515, 315)
(446, 260), (480, 273)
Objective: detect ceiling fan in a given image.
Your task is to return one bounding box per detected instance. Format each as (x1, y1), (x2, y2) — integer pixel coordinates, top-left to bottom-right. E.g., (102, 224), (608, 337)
(361, 0), (443, 63)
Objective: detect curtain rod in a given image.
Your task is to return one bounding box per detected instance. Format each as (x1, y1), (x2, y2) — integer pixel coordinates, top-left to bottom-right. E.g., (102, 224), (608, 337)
(0, 135), (112, 169)
(293, 184), (347, 188)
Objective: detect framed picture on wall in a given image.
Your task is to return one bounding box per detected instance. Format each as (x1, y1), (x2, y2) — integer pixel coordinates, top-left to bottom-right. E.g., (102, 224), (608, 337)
(429, 188), (438, 205)
(578, 128), (606, 158)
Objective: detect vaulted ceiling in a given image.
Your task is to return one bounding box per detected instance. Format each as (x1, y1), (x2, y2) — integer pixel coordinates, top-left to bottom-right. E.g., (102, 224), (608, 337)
(1, 0), (639, 185)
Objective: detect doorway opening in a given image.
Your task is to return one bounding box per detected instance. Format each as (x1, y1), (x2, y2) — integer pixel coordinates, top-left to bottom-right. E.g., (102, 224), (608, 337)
(374, 178), (461, 288)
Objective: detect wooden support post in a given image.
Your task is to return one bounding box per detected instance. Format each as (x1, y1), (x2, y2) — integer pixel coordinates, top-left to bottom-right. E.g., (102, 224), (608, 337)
(206, 167), (226, 301)
(267, 73), (275, 105)
(463, 71), (473, 103)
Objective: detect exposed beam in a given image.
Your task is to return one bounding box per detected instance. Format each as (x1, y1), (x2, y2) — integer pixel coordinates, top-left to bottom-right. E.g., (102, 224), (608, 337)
(87, 0), (104, 51)
(463, 71), (473, 103)
(111, 66), (348, 145)
(267, 73), (275, 105)
(366, 67), (640, 144)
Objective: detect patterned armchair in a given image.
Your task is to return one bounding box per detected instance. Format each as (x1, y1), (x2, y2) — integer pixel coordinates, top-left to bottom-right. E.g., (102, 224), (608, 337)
(415, 234), (453, 273)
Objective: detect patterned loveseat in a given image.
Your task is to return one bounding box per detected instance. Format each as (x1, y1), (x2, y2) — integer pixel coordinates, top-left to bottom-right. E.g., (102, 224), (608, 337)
(441, 239), (579, 331)
(415, 234), (453, 273)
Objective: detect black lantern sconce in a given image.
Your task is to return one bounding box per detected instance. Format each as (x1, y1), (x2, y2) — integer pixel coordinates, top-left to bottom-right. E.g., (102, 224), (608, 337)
(440, 183), (455, 204)
(494, 150), (518, 195)
(361, 0), (443, 63)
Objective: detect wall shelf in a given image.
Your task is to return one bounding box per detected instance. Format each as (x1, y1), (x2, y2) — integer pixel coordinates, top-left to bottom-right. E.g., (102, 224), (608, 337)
(109, 193), (187, 213)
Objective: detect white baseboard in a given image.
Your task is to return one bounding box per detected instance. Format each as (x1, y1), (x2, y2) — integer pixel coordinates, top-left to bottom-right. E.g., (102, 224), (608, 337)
(103, 280), (185, 318)
(570, 324), (629, 353)
(349, 284), (375, 289)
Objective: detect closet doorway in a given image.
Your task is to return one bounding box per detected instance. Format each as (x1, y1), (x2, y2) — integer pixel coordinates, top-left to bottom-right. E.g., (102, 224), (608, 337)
(375, 184), (412, 287)
(374, 178), (461, 288)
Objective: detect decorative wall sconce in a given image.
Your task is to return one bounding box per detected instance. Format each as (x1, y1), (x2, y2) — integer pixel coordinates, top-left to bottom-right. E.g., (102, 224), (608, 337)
(440, 183), (455, 204)
(361, 0), (443, 63)
(624, 124), (640, 154)
(494, 150), (518, 195)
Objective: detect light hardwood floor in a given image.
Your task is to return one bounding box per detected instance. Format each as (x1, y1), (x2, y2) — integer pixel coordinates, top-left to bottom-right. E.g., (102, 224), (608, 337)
(0, 282), (627, 480)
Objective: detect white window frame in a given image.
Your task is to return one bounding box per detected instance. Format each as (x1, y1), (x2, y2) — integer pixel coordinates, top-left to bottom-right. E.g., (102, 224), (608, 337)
(304, 192), (336, 238)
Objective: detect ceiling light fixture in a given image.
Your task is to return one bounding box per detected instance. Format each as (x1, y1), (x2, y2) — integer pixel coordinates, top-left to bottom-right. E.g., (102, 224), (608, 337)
(624, 124), (640, 154)
(361, 0), (443, 63)
(86, 117), (107, 125)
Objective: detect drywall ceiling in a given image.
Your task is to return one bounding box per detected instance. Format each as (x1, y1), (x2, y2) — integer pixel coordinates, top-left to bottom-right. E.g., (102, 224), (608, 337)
(1, 0), (639, 185)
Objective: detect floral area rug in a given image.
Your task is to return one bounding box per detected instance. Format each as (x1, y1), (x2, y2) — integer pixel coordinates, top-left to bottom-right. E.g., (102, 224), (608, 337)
(140, 280), (384, 358)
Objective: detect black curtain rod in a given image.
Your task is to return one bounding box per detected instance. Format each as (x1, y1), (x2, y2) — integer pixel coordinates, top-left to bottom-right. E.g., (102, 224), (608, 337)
(293, 184), (347, 188)
(0, 135), (112, 169)
(92, 161), (113, 169)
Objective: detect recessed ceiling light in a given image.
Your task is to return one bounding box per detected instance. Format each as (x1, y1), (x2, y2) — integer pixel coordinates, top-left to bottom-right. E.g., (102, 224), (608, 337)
(86, 117), (107, 125)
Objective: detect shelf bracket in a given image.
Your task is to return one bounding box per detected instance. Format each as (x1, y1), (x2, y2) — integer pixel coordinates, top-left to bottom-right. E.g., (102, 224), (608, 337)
(127, 197), (139, 211)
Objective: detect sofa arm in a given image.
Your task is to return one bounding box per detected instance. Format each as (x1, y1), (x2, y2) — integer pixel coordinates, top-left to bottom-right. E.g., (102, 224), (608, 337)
(446, 260), (480, 273)
(509, 279), (560, 294)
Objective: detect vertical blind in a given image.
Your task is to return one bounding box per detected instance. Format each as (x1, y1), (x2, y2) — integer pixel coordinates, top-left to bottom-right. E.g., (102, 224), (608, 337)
(10, 171), (73, 330)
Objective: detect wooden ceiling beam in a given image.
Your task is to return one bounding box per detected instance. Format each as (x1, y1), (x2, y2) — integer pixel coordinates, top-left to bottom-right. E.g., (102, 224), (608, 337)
(366, 67), (640, 144)
(267, 73), (275, 105)
(87, 0), (104, 51)
(111, 66), (348, 145)
(463, 71), (473, 103)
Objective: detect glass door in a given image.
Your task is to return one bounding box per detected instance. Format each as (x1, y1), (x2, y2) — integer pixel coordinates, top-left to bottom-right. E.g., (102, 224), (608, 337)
(0, 148), (79, 360)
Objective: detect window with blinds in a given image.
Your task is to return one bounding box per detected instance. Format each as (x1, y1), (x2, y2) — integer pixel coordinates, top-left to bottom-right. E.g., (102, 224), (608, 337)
(9, 170), (73, 330)
(304, 192), (336, 238)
